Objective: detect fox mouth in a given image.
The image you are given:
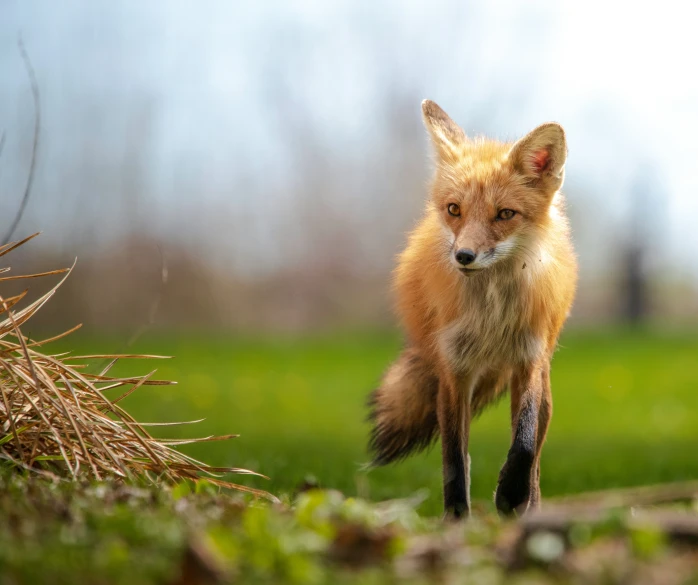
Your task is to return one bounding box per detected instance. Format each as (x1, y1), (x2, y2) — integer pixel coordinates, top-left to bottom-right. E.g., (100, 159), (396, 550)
(459, 267), (483, 276)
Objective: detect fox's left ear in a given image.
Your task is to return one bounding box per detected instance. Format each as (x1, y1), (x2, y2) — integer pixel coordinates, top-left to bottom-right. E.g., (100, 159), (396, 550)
(508, 123), (567, 192)
(422, 99), (466, 162)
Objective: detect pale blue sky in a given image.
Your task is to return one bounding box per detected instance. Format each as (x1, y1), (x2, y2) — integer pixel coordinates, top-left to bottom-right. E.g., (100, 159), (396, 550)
(0, 0), (696, 284)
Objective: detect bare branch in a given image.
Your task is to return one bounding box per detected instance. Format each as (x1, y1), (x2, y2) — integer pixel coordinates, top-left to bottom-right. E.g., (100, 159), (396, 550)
(2, 36), (41, 246)
(0, 131), (6, 201)
(546, 479), (698, 512)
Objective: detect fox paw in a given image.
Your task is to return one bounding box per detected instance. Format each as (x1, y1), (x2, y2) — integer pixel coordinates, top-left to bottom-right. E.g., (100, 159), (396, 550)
(494, 478), (531, 516)
(495, 458), (534, 516)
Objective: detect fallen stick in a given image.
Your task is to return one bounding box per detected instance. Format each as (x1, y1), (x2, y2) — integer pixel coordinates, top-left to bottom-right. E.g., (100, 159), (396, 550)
(545, 480), (698, 512)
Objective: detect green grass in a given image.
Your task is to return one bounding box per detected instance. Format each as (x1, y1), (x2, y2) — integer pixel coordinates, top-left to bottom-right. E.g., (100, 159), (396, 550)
(54, 327), (698, 517)
(6, 473), (691, 585)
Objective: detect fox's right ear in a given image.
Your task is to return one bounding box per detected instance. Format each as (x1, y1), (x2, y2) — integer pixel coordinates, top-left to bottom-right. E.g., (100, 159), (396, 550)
(508, 123), (567, 192)
(421, 100), (466, 162)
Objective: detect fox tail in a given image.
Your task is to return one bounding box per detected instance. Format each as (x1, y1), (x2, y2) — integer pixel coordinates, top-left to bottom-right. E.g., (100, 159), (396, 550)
(367, 348), (439, 465)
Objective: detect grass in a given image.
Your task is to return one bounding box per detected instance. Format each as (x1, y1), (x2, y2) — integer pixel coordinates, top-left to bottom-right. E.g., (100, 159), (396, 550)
(3, 326), (698, 584)
(7, 471), (697, 585)
(5, 240), (698, 583)
(47, 326), (698, 517)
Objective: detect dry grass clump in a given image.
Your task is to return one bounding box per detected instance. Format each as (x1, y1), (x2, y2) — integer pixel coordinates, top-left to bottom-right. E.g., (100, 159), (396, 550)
(0, 233), (274, 499)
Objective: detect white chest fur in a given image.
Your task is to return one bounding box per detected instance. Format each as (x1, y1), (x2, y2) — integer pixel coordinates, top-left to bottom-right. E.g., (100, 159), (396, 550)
(437, 272), (545, 373)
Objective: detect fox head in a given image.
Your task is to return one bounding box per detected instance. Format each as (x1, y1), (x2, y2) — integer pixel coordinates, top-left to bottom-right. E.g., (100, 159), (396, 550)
(422, 99), (567, 275)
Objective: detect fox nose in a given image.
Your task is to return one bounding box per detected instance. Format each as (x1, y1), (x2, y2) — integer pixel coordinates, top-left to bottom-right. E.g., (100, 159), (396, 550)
(455, 249), (477, 266)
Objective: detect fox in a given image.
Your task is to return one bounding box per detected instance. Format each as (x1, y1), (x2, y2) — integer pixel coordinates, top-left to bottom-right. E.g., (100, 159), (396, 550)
(367, 99), (577, 519)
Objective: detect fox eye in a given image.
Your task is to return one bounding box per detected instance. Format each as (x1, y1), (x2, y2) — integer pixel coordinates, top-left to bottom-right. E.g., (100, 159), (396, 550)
(496, 209), (516, 221)
(447, 203), (461, 217)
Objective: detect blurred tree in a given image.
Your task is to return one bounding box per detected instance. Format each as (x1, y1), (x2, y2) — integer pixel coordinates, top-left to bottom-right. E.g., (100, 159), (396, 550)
(622, 163), (661, 325)
(623, 244), (646, 324)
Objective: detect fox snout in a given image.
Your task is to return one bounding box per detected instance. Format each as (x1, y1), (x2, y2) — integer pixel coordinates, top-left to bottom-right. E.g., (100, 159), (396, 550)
(451, 236), (518, 272)
(450, 223), (493, 272)
(454, 249), (476, 267)
(452, 246), (493, 272)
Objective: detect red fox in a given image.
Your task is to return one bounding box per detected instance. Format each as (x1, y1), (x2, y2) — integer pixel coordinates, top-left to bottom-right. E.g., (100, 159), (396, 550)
(368, 100), (577, 518)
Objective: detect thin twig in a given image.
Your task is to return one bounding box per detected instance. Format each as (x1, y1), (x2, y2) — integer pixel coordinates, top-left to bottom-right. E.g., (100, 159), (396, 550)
(127, 244), (168, 348)
(2, 36), (41, 246)
(92, 244), (169, 375)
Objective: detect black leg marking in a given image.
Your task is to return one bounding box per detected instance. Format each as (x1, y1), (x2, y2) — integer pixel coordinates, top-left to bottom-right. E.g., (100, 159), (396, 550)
(495, 397), (537, 516)
(442, 430), (469, 518)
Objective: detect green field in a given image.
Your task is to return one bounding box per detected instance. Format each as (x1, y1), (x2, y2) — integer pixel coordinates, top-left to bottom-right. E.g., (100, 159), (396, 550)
(60, 328), (698, 517)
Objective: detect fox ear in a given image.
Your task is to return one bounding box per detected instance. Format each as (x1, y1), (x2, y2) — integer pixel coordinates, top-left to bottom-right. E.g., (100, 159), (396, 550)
(421, 100), (466, 161)
(509, 123), (567, 191)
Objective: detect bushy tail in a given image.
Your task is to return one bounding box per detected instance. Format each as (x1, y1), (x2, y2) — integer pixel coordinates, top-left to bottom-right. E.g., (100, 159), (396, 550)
(367, 348), (439, 465)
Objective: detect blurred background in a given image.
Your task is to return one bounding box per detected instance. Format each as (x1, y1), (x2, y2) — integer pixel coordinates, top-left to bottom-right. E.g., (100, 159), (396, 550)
(1, 1), (697, 513)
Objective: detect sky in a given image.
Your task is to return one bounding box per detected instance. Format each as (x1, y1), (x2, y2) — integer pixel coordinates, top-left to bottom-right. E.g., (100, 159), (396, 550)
(0, 0), (697, 283)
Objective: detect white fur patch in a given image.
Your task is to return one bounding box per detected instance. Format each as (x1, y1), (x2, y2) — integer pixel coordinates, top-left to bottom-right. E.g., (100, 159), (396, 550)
(493, 234), (519, 260)
(437, 317), (468, 371)
(439, 318), (545, 373)
(437, 271), (547, 374)
(549, 191), (562, 221)
(469, 234), (518, 269)
(523, 334), (545, 363)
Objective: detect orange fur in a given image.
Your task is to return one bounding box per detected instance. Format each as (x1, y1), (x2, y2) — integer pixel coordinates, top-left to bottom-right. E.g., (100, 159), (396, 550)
(368, 100), (577, 518)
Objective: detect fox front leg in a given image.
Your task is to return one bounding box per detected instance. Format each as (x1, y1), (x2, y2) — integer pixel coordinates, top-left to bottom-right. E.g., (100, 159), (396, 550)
(495, 363), (549, 516)
(437, 379), (471, 519)
(528, 365), (552, 509)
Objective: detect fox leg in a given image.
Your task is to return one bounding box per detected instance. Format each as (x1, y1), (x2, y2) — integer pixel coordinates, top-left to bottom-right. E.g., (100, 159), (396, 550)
(528, 365), (552, 509)
(495, 362), (546, 516)
(437, 378), (471, 519)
